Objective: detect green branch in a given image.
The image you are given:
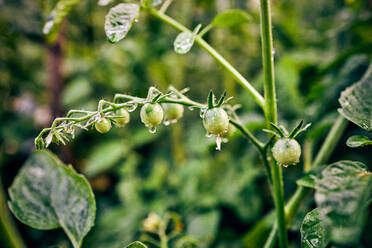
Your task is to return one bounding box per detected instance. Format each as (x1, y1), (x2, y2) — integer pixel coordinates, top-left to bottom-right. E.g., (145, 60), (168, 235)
(148, 8), (265, 110)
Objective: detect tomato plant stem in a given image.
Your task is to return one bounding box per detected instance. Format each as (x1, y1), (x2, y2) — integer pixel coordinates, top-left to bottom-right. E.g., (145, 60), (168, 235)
(148, 8), (265, 110)
(0, 178), (26, 248)
(258, 0), (288, 247)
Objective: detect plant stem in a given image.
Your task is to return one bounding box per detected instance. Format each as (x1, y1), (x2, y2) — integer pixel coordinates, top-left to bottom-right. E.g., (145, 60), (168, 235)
(148, 8), (265, 110)
(312, 115), (349, 168)
(258, 0), (288, 247)
(0, 178), (26, 248)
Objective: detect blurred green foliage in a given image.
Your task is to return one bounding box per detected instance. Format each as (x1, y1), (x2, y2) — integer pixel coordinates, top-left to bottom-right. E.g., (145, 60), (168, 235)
(0, 0), (372, 247)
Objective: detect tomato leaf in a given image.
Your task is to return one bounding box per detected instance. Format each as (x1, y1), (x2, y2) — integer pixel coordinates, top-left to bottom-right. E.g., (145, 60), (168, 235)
(43, 0), (82, 43)
(105, 3), (140, 43)
(338, 69), (372, 131)
(8, 150), (96, 248)
(301, 208), (330, 248)
(296, 165), (326, 189)
(314, 160), (372, 244)
(346, 135), (372, 148)
(212, 9), (251, 27)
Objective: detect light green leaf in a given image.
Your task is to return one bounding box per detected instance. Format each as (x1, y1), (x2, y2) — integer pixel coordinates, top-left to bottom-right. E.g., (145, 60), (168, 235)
(8, 151), (96, 248)
(338, 70), (372, 131)
(84, 140), (129, 177)
(126, 241), (148, 248)
(212, 9), (251, 27)
(187, 211), (220, 244)
(301, 208), (330, 248)
(105, 3), (140, 43)
(43, 0), (82, 42)
(314, 160), (372, 244)
(346, 135), (372, 148)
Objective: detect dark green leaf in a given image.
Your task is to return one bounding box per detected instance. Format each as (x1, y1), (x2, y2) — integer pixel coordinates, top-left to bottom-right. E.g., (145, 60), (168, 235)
(296, 165), (326, 189)
(126, 241), (148, 248)
(314, 160), (372, 244)
(8, 151), (96, 248)
(105, 3), (140, 43)
(212, 9), (251, 27)
(346, 135), (372, 148)
(301, 208), (330, 248)
(338, 69), (372, 131)
(43, 0), (82, 42)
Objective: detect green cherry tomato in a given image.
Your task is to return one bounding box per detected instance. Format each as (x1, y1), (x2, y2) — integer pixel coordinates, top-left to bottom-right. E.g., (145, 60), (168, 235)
(272, 138), (301, 167)
(140, 103), (164, 128)
(114, 108), (130, 127)
(221, 123), (236, 138)
(95, 117), (112, 133)
(203, 107), (229, 135)
(162, 103), (184, 122)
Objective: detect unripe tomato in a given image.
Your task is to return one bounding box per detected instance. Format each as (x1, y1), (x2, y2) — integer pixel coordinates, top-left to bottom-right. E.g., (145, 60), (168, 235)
(140, 103), (164, 128)
(272, 138), (301, 166)
(203, 108), (229, 135)
(115, 108), (130, 127)
(162, 103), (184, 121)
(221, 123), (236, 138)
(95, 117), (111, 133)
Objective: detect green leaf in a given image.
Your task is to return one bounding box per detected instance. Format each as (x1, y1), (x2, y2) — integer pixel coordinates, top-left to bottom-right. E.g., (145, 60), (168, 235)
(296, 165), (326, 189)
(212, 9), (251, 27)
(43, 0), (82, 42)
(338, 70), (372, 131)
(301, 208), (330, 248)
(187, 211), (220, 244)
(314, 160), (372, 244)
(105, 3), (140, 43)
(84, 140), (129, 177)
(346, 135), (372, 148)
(126, 241), (148, 248)
(8, 151), (96, 248)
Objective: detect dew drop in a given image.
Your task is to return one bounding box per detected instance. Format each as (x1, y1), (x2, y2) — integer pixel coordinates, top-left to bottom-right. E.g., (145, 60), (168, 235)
(272, 48), (276, 55)
(149, 126), (157, 134)
(188, 106), (194, 111)
(163, 119), (171, 126)
(215, 135), (222, 151)
(134, 18), (139, 23)
(205, 132), (213, 138)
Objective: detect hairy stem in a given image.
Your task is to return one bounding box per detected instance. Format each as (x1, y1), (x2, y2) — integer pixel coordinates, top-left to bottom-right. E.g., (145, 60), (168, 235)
(148, 8), (265, 109)
(258, 0), (288, 247)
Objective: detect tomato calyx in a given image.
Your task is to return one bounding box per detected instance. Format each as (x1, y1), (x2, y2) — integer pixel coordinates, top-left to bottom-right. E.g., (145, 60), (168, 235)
(264, 120), (311, 167)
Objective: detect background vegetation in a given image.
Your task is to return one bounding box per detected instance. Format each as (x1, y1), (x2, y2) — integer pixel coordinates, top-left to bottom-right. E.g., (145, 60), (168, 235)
(1, 0), (372, 247)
